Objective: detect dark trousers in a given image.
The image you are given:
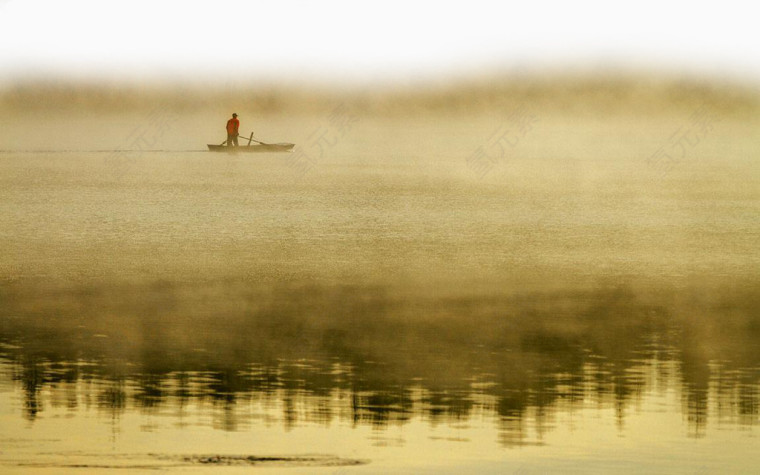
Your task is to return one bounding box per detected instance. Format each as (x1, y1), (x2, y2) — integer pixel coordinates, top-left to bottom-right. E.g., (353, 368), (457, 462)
(227, 134), (238, 147)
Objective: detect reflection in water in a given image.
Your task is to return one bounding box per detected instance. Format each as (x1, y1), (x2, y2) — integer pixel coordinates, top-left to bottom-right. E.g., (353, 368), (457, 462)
(1, 280), (759, 448)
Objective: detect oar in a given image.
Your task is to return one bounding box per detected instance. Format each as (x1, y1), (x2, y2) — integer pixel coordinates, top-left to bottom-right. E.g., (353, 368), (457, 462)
(242, 132), (271, 146)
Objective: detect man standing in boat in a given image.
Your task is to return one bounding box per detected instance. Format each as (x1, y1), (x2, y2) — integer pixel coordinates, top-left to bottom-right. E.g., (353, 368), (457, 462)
(226, 113), (240, 147)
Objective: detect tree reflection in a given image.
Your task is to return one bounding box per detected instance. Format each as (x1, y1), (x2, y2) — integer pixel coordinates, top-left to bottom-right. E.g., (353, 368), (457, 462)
(1, 280), (759, 445)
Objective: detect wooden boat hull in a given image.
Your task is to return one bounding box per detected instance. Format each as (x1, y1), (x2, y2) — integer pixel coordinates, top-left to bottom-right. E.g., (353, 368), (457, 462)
(207, 143), (295, 152)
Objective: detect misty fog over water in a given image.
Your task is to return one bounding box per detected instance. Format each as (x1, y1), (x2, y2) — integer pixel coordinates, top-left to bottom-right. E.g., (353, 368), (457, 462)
(1, 77), (759, 473)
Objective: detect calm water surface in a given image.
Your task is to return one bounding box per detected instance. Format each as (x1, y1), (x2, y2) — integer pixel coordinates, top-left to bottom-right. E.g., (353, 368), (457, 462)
(0, 112), (759, 473)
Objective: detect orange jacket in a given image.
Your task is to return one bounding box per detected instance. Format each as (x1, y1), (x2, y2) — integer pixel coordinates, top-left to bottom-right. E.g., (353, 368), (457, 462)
(226, 117), (239, 135)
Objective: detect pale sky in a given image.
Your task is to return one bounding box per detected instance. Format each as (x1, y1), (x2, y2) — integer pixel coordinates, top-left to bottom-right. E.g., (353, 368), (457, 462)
(0, 0), (758, 85)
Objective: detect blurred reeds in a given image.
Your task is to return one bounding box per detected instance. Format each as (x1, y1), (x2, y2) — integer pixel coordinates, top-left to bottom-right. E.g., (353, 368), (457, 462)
(2, 73), (759, 117)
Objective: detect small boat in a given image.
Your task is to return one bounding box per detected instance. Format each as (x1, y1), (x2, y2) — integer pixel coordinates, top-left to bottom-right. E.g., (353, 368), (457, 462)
(208, 132), (294, 152)
(207, 143), (295, 152)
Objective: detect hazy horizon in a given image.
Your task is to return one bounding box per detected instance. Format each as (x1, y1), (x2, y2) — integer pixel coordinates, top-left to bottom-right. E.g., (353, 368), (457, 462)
(2, 71), (758, 117)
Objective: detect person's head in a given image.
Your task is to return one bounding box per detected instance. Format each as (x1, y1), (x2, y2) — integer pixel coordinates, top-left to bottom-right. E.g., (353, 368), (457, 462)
(232, 113), (238, 118)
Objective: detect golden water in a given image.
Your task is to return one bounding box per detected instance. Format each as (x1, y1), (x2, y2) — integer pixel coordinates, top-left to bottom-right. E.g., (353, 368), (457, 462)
(0, 104), (758, 473)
